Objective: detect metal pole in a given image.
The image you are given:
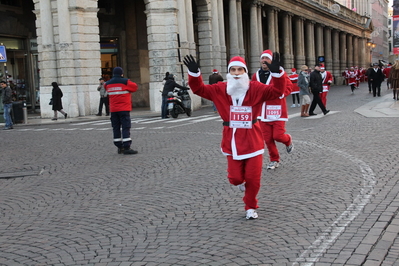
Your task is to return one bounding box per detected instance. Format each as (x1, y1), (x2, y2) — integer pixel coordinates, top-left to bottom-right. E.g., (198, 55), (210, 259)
(177, 34), (185, 87)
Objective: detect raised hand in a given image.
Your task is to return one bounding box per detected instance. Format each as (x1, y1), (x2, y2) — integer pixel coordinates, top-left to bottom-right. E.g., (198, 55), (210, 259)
(265, 52), (281, 73)
(183, 55), (199, 73)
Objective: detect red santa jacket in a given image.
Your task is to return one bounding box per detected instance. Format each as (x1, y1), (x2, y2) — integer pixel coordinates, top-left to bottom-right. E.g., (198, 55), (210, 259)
(252, 71), (292, 122)
(188, 70), (286, 160)
(288, 73), (300, 94)
(105, 76), (138, 112)
(321, 71), (333, 92)
(383, 67), (391, 79)
(346, 71), (357, 86)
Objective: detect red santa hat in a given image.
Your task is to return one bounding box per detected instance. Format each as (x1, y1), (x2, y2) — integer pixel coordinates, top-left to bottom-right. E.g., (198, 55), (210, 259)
(320, 64), (325, 70)
(227, 56), (248, 73)
(260, 50), (273, 60)
(213, 69), (219, 73)
(291, 68), (296, 73)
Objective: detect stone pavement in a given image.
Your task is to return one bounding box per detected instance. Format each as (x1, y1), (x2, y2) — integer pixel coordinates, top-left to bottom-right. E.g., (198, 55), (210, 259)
(1, 82), (399, 266)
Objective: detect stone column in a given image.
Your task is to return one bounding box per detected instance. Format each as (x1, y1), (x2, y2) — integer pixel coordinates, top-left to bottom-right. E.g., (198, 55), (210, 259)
(236, 0), (245, 57)
(282, 12), (294, 68)
(359, 38), (367, 68)
(332, 29), (341, 84)
(229, 0), (240, 56)
(34, 0), (57, 118)
(196, 2), (213, 80)
(315, 24), (324, 64)
(347, 34), (353, 67)
(257, 4), (263, 52)
(353, 36), (359, 67)
(266, 8), (277, 51)
(185, 0), (196, 53)
(294, 17), (306, 69)
(67, 3), (101, 117)
(323, 27), (332, 71)
(56, 0), (74, 86)
(250, 1), (260, 74)
(340, 31), (347, 71)
(210, 0), (221, 75)
(177, 0), (188, 55)
(217, 0), (227, 73)
(305, 21), (315, 67)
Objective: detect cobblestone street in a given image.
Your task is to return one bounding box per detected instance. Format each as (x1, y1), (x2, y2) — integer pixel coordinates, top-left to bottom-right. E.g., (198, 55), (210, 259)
(1, 82), (399, 265)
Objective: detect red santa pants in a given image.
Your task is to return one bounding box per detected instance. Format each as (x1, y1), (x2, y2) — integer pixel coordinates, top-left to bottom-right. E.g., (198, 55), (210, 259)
(227, 154), (263, 210)
(260, 121), (291, 162)
(321, 91), (328, 107)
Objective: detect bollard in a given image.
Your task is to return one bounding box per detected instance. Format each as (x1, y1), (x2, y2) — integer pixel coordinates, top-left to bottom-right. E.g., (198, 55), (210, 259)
(23, 102), (28, 124)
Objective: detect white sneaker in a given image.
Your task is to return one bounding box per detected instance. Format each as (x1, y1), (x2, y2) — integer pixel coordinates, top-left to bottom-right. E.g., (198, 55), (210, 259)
(246, 209), (258, 219)
(296, 103), (301, 107)
(290, 104), (296, 108)
(237, 183), (246, 192)
(267, 161), (279, 169)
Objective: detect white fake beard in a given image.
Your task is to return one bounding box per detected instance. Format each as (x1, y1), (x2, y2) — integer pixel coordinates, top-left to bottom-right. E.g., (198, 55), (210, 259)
(226, 73), (250, 99)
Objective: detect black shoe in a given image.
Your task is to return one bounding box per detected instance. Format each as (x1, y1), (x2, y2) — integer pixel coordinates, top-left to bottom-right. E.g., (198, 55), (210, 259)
(96, 114), (102, 116)
(309, 113), (317, 116)
(64, 113), (68, 119)
(105, 114), (110, 116)
(324, 110), (330, 115)
(117, 147), (124, 154)
(123, 148), (138, 155)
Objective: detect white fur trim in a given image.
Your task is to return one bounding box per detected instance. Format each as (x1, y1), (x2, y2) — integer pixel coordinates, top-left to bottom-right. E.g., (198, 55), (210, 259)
(188, 70), (201, 77)
(260, 53), (273, 60)
(270, 67), (285, 78)
(228, 61), (248, 73)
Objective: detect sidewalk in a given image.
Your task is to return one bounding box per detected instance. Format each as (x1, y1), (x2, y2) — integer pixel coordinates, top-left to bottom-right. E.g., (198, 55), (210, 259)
(3, 86), (399, 127)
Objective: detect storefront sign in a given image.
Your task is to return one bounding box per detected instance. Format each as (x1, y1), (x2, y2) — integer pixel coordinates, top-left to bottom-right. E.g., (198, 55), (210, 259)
(30, 39), (38, 52)
(0, 45), (7, 62)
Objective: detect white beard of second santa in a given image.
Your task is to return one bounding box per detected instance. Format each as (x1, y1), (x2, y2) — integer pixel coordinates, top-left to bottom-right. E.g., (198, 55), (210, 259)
(226, 73), (250, 102)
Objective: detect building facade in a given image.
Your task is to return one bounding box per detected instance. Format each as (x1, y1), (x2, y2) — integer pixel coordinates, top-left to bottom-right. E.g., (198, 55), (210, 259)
(0, 0), (374, 118)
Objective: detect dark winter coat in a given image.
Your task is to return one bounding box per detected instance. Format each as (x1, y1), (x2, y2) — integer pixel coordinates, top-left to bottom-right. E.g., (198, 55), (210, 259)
(51, 85), (63, 111)
(309, 70), (323, 93)
(162, 78), (188, 97)
(368, 67), (385, 86)
(208, 73), (223, 85)
(388, 67), (399, 89)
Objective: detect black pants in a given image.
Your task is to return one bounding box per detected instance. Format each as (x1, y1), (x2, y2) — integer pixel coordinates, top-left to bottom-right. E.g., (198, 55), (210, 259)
(368, 80), (372, 92)
(309, 90), (327, 114)
(98, 97), (110, 115)
(372, 83), (381, 97)
(292, 94), (300, 104)
(111, 111), (132, 148)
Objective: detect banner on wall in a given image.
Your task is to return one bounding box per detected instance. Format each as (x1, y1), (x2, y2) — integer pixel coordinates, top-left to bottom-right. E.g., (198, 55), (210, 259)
(393, 15), (399, 54)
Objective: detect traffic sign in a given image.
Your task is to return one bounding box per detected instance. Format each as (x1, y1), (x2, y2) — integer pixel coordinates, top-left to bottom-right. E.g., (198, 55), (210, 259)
(0, 45), (7, 62)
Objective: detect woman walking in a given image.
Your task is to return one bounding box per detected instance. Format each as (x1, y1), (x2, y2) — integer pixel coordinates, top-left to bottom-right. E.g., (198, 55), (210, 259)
(388, 60), (399, 100)
(51, 82), (67, 120)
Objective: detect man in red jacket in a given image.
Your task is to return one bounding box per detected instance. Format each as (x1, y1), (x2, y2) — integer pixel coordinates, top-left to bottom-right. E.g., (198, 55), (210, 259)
(183, 53), (286, 220)
(320, 64), (333, 107)
(252, 50), (293, 170)
(105, 67), (139, 154)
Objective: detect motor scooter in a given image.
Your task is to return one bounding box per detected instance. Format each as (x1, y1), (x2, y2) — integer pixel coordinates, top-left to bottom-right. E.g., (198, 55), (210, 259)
(167, 87), (192, 118)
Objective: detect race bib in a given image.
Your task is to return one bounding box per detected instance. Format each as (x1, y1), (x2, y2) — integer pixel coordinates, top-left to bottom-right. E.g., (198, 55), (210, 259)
(266, 105), (281, 120)
(323, 85), (329, 91)
(229, 106), (252, 128)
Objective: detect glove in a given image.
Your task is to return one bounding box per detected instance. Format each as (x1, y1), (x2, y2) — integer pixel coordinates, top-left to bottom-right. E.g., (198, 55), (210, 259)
(265, 52), (281, 73)
(183, 55), (199, 73)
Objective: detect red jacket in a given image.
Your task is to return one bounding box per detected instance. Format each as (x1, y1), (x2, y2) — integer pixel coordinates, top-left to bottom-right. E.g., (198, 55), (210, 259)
(252, 70), (292, 122)
(289, 73), (300, 94)
(188, 70), (286, 160)
(346, 71), (357, 86)
(321, 71), (333, 92)
(105, 76), (138, 112)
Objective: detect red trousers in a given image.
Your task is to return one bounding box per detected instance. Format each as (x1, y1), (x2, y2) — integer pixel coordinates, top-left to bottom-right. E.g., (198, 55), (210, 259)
(227, 155), (263, 210)
(260, 121), (291, 162)
(321, 91), (328, 107)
